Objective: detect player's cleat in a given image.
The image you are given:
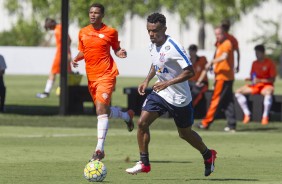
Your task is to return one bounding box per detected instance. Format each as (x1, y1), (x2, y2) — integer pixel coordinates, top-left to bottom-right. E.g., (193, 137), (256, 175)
(125, 109), (135, 132)
(92, 150), (105, 161)
(261, 116), (269, 125)
(197, 122), (209, 130)
(125, 161), (151, 174)
(243, 115), (250, 124)
(36, 92), (49, 99)
(224, 127), (236, 133)
(204, 149), (217, 176)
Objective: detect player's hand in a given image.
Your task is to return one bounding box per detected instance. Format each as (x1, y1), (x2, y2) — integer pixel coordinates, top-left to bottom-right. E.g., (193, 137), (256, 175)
(72, 60), (79, 68)
(153, 81), (168, 93)
(235, 66), (240, 73)
(116, 48), (127, 58)
(196, 81), (203, 87)
(138, 83), (147, 96)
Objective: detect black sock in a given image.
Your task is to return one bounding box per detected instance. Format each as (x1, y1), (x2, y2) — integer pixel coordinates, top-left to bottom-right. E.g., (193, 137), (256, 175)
(202, 148), (211, 160)
(140, 152), (150, 166)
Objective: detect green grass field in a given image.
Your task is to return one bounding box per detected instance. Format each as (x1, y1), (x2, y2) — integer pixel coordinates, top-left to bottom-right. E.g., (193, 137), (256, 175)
(0, 75), (282, 184)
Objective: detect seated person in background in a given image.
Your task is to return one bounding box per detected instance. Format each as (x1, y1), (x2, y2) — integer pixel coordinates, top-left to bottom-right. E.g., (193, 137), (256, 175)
(188, 44), (209, 107)
(235, 44), (276, 125)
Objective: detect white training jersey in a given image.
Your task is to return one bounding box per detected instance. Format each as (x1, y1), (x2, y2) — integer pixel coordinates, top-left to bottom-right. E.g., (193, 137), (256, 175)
(149, 36), (192, 107)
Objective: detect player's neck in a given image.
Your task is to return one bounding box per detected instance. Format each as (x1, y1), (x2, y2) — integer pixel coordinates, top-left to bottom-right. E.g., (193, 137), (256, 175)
(155, 35), (168, 47)
(92, 22), (103, 30)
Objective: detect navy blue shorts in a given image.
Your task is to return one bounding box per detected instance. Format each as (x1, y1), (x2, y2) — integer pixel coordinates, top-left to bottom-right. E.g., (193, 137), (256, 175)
(142, 92), (194, 128)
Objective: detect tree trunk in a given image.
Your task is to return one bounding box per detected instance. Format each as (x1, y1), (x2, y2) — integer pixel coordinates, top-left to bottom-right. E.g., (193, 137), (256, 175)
(198, 0), (206, 49)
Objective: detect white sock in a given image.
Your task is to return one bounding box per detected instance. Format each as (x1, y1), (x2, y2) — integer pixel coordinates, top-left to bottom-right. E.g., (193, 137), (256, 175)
(44, 79), (54, 93)
(96, 114), (109, 152)
(235, 93), (251, 115)
(109, 106), (130, 122)
(263, 95), (272, 117)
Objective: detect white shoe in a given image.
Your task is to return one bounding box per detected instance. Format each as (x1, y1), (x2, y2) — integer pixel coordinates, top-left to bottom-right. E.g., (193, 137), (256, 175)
(224, 127), (236, 133)
(36, 92), (49, 98)
(125, 161), (151, 174)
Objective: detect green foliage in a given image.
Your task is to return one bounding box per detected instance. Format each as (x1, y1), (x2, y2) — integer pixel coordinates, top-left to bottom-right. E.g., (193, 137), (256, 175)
(251, 17), (282, 64)
(0, 18), (44, 46)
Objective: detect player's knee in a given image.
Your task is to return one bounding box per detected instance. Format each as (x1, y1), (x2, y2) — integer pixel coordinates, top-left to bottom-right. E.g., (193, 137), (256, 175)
(137, 119), (149, 130)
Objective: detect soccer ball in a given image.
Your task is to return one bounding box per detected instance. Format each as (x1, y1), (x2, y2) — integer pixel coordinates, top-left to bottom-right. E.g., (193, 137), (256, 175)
(84, 160), (107, 182)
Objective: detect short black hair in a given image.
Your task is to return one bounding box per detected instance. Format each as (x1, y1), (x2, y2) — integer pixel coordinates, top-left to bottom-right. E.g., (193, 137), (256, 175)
(221, 19), (231, 32)
(254, 44), (265, 53)
(44, 18), (56, 30)
(147, 13), (166, 26)
(89, 3), (105, 14)
(188, 44), (198, 51)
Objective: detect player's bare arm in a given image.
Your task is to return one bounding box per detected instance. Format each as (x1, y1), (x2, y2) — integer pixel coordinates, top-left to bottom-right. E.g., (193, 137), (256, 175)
(72, 51), (84, 68)
(153, 65), (194, 92)
(138, 64), (156, 95)
(114, 48), (127, 58)
(235, 48), (240, 73)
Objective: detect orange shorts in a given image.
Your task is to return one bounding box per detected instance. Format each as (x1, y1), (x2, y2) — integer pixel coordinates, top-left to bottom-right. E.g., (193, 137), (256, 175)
(248, 83), (274, 94)
(88, 78), (116, 105)
(51, 52), (72, 74)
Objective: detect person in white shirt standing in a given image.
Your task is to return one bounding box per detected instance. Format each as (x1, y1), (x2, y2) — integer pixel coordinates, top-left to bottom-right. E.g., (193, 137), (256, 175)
(125, 13), (217, 177)
(0, 54), (7, 112)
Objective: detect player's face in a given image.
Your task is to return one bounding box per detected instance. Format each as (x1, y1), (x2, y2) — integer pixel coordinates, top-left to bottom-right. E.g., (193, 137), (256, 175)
(189, 50), (196, 58)
(255, 51), (264, 61)
(147, 22), (167, 46)
(215, 28), (225, 43)
(89, 7), (104, 24)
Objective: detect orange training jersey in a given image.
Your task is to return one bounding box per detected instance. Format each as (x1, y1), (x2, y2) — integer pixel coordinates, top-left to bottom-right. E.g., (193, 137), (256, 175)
(53, 24), (62, 64)
(78, 23), (120, 81)
(189, 56), (208, 83)
(250, 58), (276, 85)
(226, 33), (239, 50)
(214, 39), (234, 81)
(215, 33), (239, 51)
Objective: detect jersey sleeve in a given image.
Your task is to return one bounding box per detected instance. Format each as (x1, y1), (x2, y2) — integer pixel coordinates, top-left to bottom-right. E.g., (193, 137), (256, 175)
(78, 30), (84, 52)
(269, 60), (277, 78)
(111, 29), (120, 51)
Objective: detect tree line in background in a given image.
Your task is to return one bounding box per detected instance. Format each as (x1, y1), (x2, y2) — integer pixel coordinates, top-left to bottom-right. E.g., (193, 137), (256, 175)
(0, 0), (281, 63)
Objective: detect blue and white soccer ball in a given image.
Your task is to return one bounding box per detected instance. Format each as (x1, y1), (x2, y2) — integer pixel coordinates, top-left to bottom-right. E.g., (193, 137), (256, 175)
(84, 160), (107, 182)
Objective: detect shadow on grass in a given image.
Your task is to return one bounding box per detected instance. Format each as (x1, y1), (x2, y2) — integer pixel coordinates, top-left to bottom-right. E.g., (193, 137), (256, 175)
(189, 178), (259, 181)
(238, 127), (279, 132)
(150, 160), (192, 164)
(131, 178), (259, 182)
(4, 105), (95, 116)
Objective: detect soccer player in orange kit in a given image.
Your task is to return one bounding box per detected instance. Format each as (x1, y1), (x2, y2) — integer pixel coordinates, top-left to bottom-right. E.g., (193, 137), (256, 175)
(235, 45), (276, 125)
(72, 3), (134, 161)
(37, 18), (72, 98)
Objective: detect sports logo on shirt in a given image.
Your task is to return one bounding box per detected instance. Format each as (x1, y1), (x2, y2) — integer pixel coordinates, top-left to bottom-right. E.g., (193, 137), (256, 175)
(159, 53), (166, 62)
(99, 34), (105, 38)
(165, 46), (170, 50)
(262, 66), (267, 71)
(102, 93), (109, 100)
(154, 65), (169, 74)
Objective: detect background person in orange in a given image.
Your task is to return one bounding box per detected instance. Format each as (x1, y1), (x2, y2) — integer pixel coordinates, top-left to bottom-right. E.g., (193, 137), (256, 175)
(220, 19), (240, 73)
(197, 26), (237, 132)
(235, 44), (276, 125)
(37, 18), (72, 98)
(72, 3), (134, 161)
(188, 44), (209, 107)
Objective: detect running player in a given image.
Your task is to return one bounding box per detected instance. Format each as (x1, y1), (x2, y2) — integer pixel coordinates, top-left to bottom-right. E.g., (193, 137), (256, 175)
(235, 44), (276, 125)
(37, 18), (72, 98)
(71, 3), (134, 161)
(125, 13), (217, 177)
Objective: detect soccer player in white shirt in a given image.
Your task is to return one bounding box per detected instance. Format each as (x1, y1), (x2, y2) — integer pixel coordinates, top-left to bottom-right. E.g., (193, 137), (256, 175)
(125, 13), (217, 177)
